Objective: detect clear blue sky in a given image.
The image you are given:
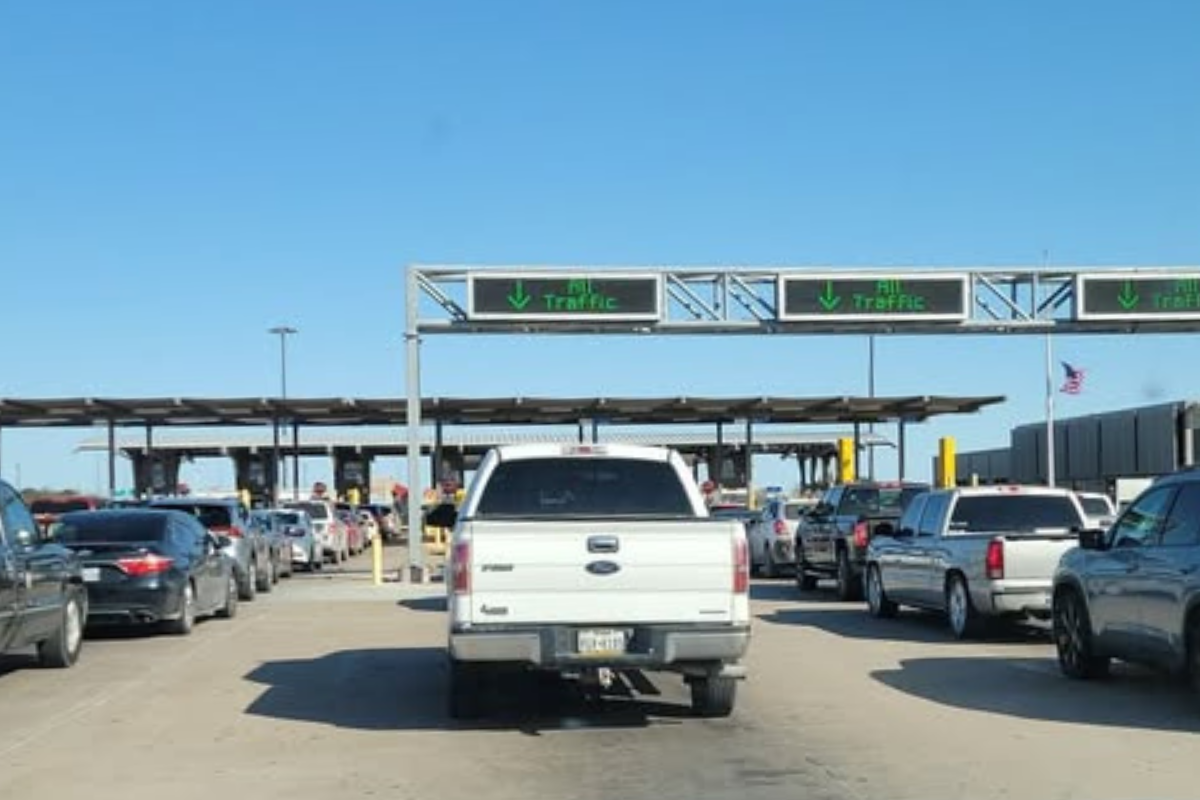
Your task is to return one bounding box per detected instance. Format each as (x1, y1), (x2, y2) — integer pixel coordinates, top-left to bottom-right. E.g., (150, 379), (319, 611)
(2, 1), (1198, 494)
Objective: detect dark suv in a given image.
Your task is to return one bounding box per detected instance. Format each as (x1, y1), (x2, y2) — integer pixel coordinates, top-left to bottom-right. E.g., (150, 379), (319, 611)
(150, 497), (272, 600)
(1053, 468), (1200, 692)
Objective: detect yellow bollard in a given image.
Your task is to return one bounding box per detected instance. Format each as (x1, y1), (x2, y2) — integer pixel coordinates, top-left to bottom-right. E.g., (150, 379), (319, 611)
(837, 437), (856, 484)
(371, 528), (384, 585)
(348, 487), (361, 506)
(938, 437), (957, 488)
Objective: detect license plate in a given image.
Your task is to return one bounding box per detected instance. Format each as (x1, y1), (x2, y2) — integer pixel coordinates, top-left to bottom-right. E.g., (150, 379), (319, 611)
(576, 629), (626, 656)
(82, 567), (101, 583)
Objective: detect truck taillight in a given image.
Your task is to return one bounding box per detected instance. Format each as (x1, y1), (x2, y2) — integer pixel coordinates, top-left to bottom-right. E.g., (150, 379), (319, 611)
(853, 522), (869, 549)
(452, 541), (471, 594)
(212, 524), (243, 539)
(773, 519), (788, 537)
(986, 539), (1005, 580)
(733, 536), (749, 594)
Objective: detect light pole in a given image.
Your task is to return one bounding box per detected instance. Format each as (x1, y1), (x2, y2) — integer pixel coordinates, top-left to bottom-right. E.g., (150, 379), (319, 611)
(867, 334), (876, 480)
(269, 325), (298, 501)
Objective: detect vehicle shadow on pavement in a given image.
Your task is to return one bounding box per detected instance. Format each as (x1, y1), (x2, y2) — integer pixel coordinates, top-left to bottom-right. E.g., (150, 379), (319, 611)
(758, 605), (1050, 645)
(873, 656), (1198, 732)
(398, 596), (447, 613)
(243, 648), (696, 733)
(749, 581), (806, 602)
(0, 653), (39, 677)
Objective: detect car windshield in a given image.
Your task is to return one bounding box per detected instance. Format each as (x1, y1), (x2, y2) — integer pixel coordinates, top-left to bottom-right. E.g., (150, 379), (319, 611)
(475, 458), (695, 519)
(54, 515), (167, 544)
(949, 495), (1083, 533)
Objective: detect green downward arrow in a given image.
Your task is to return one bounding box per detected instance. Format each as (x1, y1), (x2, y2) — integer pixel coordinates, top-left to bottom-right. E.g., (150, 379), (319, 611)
(1117, 280), (1139, 310)
(507, 280), (531, 311)
(818, 280), (842, 311)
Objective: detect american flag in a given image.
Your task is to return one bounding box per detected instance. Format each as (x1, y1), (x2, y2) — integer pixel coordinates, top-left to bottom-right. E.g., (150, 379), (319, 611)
(1060, 362), (1085, 395)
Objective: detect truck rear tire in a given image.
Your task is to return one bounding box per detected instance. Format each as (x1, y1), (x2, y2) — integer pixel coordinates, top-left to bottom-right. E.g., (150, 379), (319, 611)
(946, 574), (985, 640)
(761, 546), (778, 579)
(448, 659), (485, 720)
(795, 545), (818, 591)
(836, 550), (862, 601)
(690, 675), (737, 718)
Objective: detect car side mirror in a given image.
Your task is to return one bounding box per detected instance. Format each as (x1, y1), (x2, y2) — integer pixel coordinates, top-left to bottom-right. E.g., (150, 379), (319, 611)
(1077, 528), (1107, 551)
(424, 503), (458, 529)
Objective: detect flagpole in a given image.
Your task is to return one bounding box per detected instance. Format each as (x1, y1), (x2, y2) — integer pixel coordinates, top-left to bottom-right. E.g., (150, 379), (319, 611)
(1045, 331), (1056, 488)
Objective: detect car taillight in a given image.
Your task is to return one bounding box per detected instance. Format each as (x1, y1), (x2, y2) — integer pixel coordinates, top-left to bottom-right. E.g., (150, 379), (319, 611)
(452, 541), (471, 595)
(733, 536), (749, 594)
(853, 521), (869, 549)
(986, 539), (1005, 580)
(117, 554), (174, 577)
(773, 519), (788, 537)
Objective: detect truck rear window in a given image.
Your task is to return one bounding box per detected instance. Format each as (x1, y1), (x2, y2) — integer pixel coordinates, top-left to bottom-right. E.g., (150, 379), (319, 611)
(840, 487), (925, 517)
(949, 495), (1083, 533)
(475, 458), (695, 518)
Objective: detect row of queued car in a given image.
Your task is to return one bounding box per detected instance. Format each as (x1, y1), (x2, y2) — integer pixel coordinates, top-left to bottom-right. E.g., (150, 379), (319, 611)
(0, 482), (402, 670)
(733, 472), (1200, 700)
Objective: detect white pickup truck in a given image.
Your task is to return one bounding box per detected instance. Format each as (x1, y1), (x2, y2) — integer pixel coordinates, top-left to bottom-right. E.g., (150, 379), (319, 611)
(433, 443), (751, 719)
(864, 485), (1089, 639)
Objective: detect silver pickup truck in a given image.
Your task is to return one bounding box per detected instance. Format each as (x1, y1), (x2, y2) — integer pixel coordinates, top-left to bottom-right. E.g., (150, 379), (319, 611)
(864, 485), (1088, 639)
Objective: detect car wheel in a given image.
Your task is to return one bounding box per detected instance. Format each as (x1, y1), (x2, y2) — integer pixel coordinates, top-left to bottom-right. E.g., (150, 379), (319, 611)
(448, 658), (485, 720)
(38, 591), (84, 668)
(239, 562), (258, 601)
(164, 583), (196, 636)
(946, 574), (983, 640)
(836, 550), (862, 601)
(689, 675), (737, 718)
(257, 556), (274, 593)
(865, 565), (898, 619)
(216, 573), (239, 619)
(1053, 588), (1109, 679)
(1188, 615), (1200, 699)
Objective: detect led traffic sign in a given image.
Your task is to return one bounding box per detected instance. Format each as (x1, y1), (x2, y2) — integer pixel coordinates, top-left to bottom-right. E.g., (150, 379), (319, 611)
(1077, 273), (1200, 320)
(467, 273), (662, 322)
(778, 274), (970, 321)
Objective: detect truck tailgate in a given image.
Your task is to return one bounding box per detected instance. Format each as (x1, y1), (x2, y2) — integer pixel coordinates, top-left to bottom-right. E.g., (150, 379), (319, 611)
(995, 534), (1078, 583)
(460, 520), (739, 625)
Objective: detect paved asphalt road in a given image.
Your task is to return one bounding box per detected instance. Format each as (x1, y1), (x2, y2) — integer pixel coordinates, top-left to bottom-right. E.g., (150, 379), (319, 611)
(1, 549), (1197, 800)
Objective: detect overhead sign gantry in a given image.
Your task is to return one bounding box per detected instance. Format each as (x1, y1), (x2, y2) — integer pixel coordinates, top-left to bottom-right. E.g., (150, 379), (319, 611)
(403, 264), (1200, 581)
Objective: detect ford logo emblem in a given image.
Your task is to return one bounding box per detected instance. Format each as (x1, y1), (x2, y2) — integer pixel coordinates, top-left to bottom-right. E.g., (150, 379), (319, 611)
(586, 560), (621, 576)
